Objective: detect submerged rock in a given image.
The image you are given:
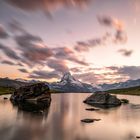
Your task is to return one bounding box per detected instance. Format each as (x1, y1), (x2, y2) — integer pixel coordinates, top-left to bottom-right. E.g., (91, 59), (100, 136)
(120, 99), (129, 104)
(130, 104), (140, 109)
(84, 92), (121, 108)
(10, 83), (51, 112)
(81, 119), (94, 123)
(81, 118), (101, 123)
(85, 108), (100, 111)
(3, 97), (8, 100)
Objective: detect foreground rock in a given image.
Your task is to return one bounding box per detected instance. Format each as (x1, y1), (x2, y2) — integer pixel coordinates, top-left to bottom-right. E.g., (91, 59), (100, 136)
(84, 92), (121, 108)
(10, 83), (51, 112)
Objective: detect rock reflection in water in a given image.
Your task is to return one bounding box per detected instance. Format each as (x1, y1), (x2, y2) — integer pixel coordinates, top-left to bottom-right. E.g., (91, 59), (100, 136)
(0, 94), (140, 140)
(14, 101), (50, 113)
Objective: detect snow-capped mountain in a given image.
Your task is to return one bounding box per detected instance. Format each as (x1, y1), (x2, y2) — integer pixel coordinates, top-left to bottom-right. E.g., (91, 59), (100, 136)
(99, 79), (140, 91)
(49, 72), (98, 93)
(15, 78), (39, 84)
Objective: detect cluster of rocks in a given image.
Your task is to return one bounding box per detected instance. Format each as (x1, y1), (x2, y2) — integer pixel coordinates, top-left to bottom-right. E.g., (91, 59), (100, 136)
(81, 92), (129, 123)
(9, 83), (129, 116)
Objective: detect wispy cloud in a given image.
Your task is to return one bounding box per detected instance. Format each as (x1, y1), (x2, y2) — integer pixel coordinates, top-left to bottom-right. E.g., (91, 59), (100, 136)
(18, 68), (28, 73)
(1, 60), (16, 65)
(6, 0), (90, 17)
(8, 19), (26, 34)
(74, 16), (128, 53)
(118, 49), (133, 57)
(15, 33), (53, 67)
(97, 15), (124, 30)
(97, 15), (127, 44)
(0, 25), (9, 39)
(53, 47), (89, 66)
(28, 70), (60, 80)
(47, 59), (69, 73)
(0, 43), (20, 60)
(117, 66), (140, 80)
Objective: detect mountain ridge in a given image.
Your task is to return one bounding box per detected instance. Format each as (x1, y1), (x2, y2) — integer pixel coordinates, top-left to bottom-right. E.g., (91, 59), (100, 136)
(1, 73), (140, 93)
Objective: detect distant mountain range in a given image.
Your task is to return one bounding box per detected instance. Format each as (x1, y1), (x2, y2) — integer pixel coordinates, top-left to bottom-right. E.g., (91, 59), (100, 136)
(98, 79), (140, 91)
(0, 78), (38, 88)
(0, 78), (28, 88)
(1, 73), (140, 92)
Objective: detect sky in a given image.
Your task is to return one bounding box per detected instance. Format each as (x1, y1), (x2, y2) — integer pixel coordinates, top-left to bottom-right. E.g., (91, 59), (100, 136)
(0, 0), (140, 85)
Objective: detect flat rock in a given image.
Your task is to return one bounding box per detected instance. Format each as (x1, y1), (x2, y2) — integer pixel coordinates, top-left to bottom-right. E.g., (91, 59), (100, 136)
(3, 97), (8, 100)
(120, 99), (129, 104)
(81, 119), (94, 123)
(84, 92), (121, 108)
(85, 108), (100, 111)
(81, 118), (101, 123)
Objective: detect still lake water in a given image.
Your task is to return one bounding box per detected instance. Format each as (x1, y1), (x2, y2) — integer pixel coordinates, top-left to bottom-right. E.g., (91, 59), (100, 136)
(0, 93), (140, 140)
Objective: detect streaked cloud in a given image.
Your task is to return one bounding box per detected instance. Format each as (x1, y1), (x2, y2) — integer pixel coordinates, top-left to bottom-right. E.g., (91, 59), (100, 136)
(117, 66), (140, 80)
(1, 60), (16, 65)
(18, 68), (28, 73)
(0, 43), (20, 60)
(47, 59), (69, 73)
(0, 25), (9, 39)
(74, 72), (99, 84)
(74, 16), (127, 53)
(6, 0), (90, 16)
(98, 15), (127, 44)
(8, 19), (26, 33)
(15, 33), (53, 67)
(118, 49), (133, 57)
(97, 15), (124, 30)
(28, 70), (60, 79)
(103, 66), (140, 81)
(53, 47), (89, 65)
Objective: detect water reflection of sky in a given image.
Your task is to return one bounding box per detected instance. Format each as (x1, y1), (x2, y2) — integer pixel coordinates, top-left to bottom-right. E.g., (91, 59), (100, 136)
(0, 94), (140, 140)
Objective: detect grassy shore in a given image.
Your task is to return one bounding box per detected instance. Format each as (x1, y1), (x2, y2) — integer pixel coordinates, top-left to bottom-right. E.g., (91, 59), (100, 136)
(104, 86), (140, 96)
(1, 85), (140, 96)
(0, 87), (15, 95)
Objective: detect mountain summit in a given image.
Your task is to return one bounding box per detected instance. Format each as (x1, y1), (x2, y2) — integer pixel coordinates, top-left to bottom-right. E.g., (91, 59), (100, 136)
(49, 72), (98, 93)
(60, 72), (77, 83)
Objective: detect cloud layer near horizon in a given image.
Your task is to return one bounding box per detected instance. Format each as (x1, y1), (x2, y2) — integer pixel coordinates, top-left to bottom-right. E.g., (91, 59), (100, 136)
(0, 13), (135, 84)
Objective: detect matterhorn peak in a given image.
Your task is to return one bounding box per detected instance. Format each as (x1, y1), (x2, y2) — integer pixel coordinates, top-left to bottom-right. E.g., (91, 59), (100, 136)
(60, 72), (77, 83)
(49, 71), (98, 93)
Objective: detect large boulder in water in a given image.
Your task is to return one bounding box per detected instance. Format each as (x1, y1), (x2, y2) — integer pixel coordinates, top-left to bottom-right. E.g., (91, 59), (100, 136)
(10, 83), (51, 112)
(83, 92), (121, 108)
